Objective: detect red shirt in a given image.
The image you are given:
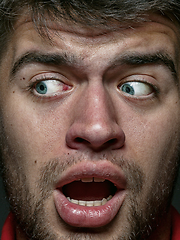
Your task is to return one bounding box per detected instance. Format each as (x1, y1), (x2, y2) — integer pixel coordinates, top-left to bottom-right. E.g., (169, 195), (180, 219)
(1, 208), (180, 240)
(1, 213), (15, 240)
(172, 208), (180, 240)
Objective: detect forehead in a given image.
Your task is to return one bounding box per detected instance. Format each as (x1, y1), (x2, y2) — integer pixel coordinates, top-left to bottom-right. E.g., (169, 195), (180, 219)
(7, 14), (180, 72)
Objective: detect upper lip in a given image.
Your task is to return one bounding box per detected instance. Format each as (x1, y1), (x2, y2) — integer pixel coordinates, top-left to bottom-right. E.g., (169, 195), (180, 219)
(56, 160), (127, 190)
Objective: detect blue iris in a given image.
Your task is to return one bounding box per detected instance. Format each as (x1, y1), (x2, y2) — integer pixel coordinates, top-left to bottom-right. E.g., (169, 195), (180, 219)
(35, 82), (47, 94)
(121, 83), (135, 95)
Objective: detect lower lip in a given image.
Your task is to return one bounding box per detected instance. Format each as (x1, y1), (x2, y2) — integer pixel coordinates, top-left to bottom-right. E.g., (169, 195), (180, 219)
(54, 189), (126, 228)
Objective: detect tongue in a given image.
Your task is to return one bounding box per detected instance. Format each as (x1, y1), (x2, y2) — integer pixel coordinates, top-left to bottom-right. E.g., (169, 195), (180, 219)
(62, 180), (116, 201)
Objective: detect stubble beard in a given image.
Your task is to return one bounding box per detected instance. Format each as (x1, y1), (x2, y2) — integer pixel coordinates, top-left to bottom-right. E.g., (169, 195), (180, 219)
(1, 146), (179, 240)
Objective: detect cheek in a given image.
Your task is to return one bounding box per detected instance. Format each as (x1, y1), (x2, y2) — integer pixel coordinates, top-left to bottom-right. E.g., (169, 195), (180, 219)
(124, 111), (180, 181)
(0, 102), (70, 179)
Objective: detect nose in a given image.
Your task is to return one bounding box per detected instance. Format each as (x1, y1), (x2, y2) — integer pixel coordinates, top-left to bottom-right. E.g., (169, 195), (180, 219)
(66, 83), (125, 151)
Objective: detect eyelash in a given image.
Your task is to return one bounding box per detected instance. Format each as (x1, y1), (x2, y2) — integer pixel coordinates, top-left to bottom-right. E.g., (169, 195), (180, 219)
(28, 75), (58, 86)
(120, 77), (158, 88)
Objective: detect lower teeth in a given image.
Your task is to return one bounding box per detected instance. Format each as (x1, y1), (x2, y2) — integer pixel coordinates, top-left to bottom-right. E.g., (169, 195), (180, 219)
(67, 195), (113, 207)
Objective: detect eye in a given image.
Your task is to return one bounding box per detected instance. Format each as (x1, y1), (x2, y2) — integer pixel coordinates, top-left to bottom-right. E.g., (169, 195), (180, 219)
(119, 82), (153, 96)
(33, 80), (72, 96)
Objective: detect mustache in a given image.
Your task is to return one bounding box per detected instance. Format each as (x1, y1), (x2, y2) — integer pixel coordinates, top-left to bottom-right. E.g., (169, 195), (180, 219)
(38, 153), (145, 199)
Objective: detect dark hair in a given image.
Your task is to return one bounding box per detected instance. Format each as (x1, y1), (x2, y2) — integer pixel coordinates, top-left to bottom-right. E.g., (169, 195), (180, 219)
(0, 0), (180, 55)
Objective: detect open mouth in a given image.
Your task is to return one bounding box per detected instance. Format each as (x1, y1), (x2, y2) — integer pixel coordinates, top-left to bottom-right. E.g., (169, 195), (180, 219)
(54, 161), (127, 228)
(62, 177), (117, 207)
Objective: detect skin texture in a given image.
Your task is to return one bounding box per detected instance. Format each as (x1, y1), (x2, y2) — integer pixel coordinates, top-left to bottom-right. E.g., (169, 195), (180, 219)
(0, 14), (180, 240)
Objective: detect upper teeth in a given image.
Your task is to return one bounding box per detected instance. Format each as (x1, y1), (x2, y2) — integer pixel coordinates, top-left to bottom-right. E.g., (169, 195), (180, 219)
(67, 195), (113, 207)
(80, 178), (105, 183)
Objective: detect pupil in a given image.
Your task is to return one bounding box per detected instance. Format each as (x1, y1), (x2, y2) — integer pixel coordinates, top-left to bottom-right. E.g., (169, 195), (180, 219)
(40, 85), (45, 91)
(126, 86), (131, 93)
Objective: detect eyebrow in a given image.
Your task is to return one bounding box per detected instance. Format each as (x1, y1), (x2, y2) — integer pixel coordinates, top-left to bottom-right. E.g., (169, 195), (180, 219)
(11, 50), (178, 82)
(111, 51), (178, 81)
(11, 51), (79, 77)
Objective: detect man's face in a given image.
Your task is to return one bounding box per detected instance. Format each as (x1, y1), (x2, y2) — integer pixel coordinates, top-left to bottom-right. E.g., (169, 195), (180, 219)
(0, 14), (180, 240)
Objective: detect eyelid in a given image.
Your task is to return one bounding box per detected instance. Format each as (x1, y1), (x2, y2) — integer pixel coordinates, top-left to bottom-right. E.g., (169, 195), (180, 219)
(121, 73), (155, 82)
(30, 72), (70, 84)
(119, 74), (158, 89)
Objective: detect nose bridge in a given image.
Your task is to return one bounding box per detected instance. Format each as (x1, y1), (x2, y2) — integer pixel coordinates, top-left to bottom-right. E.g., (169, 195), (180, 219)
(81, 81), (114, 127)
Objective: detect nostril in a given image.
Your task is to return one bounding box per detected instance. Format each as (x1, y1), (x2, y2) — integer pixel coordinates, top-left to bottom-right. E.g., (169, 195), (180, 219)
(101, 138), (120, 150)
(75, 137), (88, 144)
(106, 139), (118, 145)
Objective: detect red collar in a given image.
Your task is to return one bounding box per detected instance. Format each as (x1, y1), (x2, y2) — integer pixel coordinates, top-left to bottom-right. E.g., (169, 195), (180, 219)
(1, 213), (15, 240)
(172, 207), (180, 240)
